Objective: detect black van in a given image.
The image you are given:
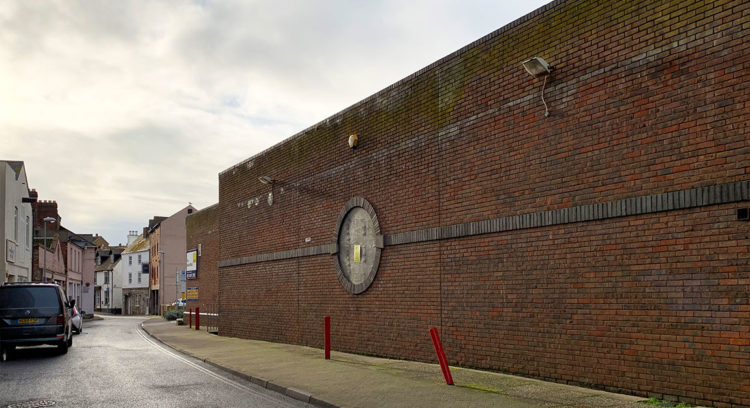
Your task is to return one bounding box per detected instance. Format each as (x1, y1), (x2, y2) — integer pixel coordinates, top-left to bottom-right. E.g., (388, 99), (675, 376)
(0, 282), (74, 360)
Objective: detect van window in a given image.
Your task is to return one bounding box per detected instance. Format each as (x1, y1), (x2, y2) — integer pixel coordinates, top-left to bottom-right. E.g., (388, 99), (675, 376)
(0, 287), (61, 310)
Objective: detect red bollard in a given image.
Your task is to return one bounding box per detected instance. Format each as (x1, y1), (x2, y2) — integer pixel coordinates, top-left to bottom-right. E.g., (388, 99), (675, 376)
(429, 327), (454, 385)
(324, 316), (331, 360)
(195, 307), (200, 331)
(189, 308), (192, 328)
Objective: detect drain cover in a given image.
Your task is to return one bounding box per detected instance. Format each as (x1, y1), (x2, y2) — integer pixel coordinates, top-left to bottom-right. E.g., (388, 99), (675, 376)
(5, 400), (57, 408)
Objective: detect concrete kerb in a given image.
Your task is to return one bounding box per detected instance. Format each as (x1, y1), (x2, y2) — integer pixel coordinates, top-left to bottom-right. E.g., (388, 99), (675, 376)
(140, 321), (336, 408)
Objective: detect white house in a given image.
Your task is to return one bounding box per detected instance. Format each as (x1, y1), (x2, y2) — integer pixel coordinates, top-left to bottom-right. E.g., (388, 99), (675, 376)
(0, 161), (33, 284)
(110, 260), (124, 311)
(121, 231), (150, 315)
(94, 246), (124, 312)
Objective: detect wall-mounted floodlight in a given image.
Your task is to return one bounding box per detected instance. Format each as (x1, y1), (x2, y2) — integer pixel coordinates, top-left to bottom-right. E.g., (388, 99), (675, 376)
(259, 176), (275, 206)
(522, 57), (554, 117)
(258, 176), (274, 185)
(522, 57), (553, 77)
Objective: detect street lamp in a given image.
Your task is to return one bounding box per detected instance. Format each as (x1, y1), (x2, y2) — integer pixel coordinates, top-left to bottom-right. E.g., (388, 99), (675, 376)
(42, 217), (55, 282)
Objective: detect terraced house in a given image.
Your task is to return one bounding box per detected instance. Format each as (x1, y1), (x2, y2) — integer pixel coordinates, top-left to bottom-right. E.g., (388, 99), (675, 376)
(121, 230), (150, 315)
(0, 161), (33, 284)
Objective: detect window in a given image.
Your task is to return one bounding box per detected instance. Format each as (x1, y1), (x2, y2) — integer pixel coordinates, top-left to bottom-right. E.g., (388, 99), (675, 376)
(136, 294), (140, 306)
(128, 273), (132, 284)
(129, 255), (132, 266)
(137, 273), (141, 284)
(104, 273), (109, 284)
(104, 288), (109, 305)
(138, 254), (141, 264)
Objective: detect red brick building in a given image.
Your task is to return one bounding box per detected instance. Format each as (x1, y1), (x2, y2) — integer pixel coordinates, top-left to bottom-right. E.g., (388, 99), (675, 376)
(185, 204), (219, 322)
(215, 1), (749, 406)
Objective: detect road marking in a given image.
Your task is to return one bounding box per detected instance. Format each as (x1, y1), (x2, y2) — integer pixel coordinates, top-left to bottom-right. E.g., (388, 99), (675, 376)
(136, 324), (289, 405)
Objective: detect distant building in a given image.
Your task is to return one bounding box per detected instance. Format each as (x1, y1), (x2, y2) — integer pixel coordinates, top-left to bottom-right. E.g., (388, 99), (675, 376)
(121, 230), (150, 315)
(148, 205), (195, 314)
(185, 204), (218, 314)
(146, 216), (166, 314)
(0, 161), (34, 284)
(30, 196), (104, 313)
(95, 246), (124, 313)
(56, 228), (99, 309)
(71, 233), (105, 314)
(36, 234), (65, 285)
(79, 235), (101, 314)
(31, 198), (61, 281)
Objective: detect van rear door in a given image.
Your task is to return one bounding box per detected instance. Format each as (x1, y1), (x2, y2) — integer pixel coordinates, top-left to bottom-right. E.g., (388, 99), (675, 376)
(0, 286), (63, 340)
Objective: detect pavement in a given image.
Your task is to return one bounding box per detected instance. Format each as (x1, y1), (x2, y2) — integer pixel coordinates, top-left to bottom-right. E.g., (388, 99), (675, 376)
(141, 318), (647, 408)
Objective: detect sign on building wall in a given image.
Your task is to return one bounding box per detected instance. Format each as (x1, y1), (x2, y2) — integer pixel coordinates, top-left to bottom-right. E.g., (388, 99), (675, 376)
(186, 249), (197, 279)
(186, 287), (198, 302)
(178, 270), (186, 300)
(6, 239), (16, 263)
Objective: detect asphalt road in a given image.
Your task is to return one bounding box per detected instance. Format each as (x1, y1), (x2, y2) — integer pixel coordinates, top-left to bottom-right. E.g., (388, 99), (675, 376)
(0, 315), (312, 408)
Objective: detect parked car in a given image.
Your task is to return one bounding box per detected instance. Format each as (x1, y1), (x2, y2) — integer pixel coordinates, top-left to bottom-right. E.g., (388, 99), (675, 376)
(0, 282), (74, 360)
(71, 306), (82, 334)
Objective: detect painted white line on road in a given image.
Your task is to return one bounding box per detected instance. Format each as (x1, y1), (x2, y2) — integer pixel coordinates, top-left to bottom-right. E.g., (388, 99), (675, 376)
(136, 324), (288, 406)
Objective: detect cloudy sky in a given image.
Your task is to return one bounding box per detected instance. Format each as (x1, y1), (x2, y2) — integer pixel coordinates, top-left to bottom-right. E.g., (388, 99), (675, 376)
(1, 0), (549, 245)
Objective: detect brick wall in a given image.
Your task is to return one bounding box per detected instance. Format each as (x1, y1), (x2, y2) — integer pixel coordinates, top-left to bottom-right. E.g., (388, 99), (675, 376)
(32, 200), (60, 229)
(186, 204), (219, 320)
(216, 0), (750, 406)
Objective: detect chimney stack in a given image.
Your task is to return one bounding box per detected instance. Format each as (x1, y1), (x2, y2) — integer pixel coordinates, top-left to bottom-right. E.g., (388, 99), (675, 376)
(126, 230), (139, 246)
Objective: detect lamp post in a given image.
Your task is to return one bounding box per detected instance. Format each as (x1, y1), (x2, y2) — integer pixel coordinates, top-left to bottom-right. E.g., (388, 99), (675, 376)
(42, 217), (55, 282)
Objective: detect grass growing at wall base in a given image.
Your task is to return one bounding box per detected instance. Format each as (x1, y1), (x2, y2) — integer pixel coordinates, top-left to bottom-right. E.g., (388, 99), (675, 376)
(640, 397), (693, 408)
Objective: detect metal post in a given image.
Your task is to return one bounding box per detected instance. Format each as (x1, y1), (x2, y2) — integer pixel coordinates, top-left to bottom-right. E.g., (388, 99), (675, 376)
(195, 307), (200, 331)
(189, 308), (192, 328)
(324, 316), (331, 360)
(42, 221), (47, 282)
(429, 328), (454, 385)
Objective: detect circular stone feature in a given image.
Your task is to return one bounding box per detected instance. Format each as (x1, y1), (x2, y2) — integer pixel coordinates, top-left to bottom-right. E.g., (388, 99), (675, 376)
(334, 197), (382, 294)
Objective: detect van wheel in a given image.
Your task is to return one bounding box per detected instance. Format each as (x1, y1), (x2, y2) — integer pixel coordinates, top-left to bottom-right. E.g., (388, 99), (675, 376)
(67, 335), (73, 348)
(58, 339), (69, 354)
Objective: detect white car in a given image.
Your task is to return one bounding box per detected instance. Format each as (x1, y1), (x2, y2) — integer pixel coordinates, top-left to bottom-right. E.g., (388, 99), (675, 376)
(71, 306), (83, 334)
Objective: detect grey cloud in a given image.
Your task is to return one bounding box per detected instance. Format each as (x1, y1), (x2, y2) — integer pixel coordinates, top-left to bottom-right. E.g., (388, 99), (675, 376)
(1, 0), (551, 245)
